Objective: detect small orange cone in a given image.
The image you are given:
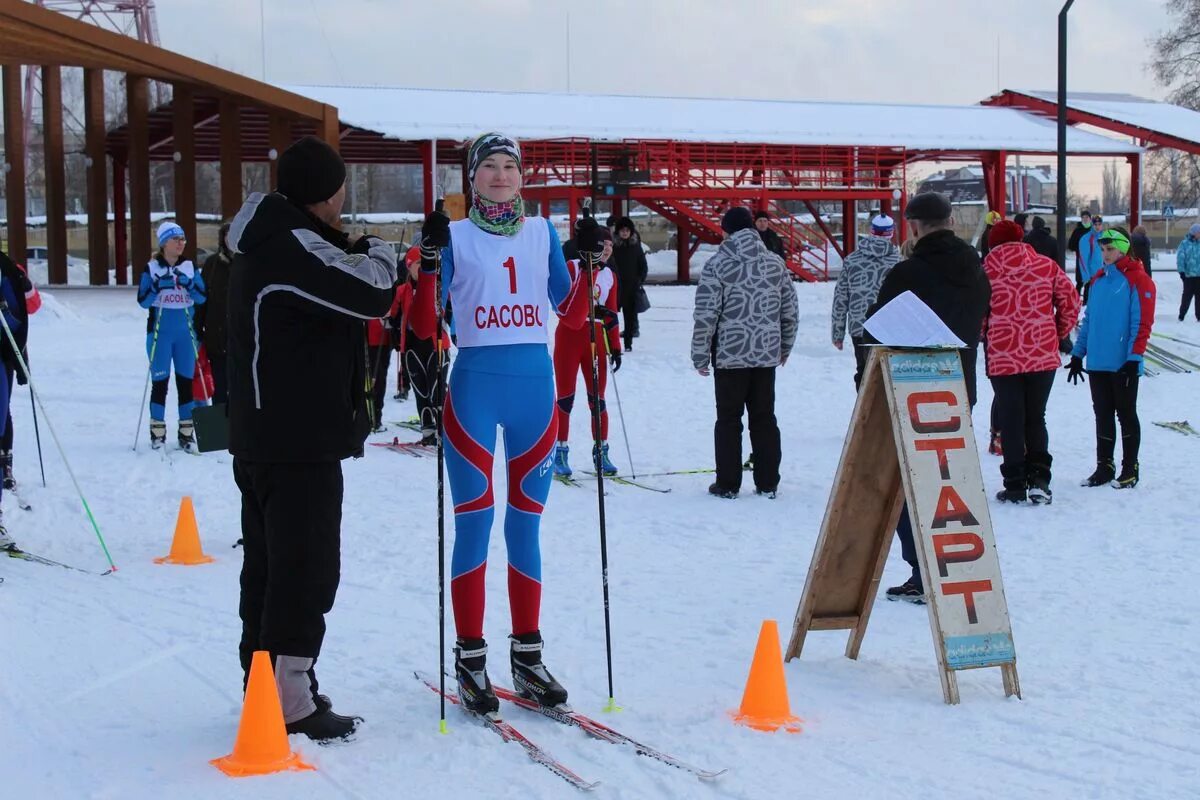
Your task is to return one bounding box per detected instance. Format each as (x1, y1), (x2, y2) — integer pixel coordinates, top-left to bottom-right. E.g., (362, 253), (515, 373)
(211, 650), (315, 777)
(154, 496), (214, 565)
(732, 620), (803, 733)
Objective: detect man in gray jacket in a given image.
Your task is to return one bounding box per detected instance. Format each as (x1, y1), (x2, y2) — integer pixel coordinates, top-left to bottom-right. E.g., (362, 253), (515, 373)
(831, 214), (899, 388)
(692, 206), (799, 498)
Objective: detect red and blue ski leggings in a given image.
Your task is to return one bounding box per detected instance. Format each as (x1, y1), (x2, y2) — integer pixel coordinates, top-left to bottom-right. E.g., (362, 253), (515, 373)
(553, 323), (608, 441)
(445, 348), (558, 640)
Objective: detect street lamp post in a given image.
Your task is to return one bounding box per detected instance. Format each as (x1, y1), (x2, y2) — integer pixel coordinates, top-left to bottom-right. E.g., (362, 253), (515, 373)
(1057, 0), (1076, 269)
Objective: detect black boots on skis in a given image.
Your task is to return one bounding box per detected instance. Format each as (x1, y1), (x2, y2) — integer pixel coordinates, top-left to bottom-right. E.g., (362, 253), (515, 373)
(178, 420), (197, 453)
(455, 638), (500, 715)
(149, 420), (167, 449)
(510, 631), (569, 708)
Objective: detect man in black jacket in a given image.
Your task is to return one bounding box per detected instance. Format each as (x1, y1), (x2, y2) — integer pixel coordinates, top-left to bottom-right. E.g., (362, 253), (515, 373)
(195, 221), (233, 403)
(866, 192), (991, 602)
(1067, 210), (1092, 291)
(1024, 216), (1060, 263)
(612, 216), (649, 350)
(227, 136), (398, 741)
(754, 210), (787, 259)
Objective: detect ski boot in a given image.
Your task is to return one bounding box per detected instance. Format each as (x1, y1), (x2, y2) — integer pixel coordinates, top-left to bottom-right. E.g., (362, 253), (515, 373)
(885, 575), (925, 604)
(420, 429), (438, 447)
(149, 420), (167, 450)
(1112, 462), (1139, 489)
(593, 442), (617, 476)
(0, 520), (15, 552)
(510, 631), (568, 708)
(1081, 459), (1115, 487)
(178, 420), (197, 453)
(1, 449), (14, 491)
(454, 638), (499, 715)
(995, 463), (1027, 503)
(553, 443), (572, 478)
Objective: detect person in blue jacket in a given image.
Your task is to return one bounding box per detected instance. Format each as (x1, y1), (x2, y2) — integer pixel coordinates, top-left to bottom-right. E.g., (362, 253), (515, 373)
(1065, 227), (1156, 489)
(1176, 223), (1200, 321)
(137, 221), (207, 451)
(0, 269), (22, 551)
(417, 132), (584, 716)
(1077, 215), (1107, 302)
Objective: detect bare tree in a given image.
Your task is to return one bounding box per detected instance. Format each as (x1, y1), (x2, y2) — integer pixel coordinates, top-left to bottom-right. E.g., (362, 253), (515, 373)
(1150, 0), (1200, 208)
(1101, 160), (1128, 214)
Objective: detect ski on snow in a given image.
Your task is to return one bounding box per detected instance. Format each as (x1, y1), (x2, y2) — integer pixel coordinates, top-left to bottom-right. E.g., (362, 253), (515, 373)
(415, 672), (599, 791)
(1154, 420), (1200, 438)
(371, 438), (435, 458)
(579, 471), (671, 494)
(490, 681), (727, 781)
(5, 547), (110, 575)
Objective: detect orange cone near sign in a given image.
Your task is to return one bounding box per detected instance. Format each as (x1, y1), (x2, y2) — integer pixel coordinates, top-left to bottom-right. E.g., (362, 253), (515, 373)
(211, 650), (315, 777)
(154, 496), (214, 565)
(733, 620), (803, 733)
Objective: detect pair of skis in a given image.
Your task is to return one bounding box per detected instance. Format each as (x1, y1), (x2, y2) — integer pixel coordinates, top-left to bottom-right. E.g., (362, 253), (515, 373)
(555, 472), (670, 494)
(1154, 420), (1200, 438)
(371, 437), (435, 458)
(417, 672), (725, 790)
(6, 546), (111, 575)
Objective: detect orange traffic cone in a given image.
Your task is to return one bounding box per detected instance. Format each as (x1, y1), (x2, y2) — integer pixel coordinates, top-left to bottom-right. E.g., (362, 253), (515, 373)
(211, 650), (315, 777)
(154, 496), (214, 565)
(732, 620), (803, 733)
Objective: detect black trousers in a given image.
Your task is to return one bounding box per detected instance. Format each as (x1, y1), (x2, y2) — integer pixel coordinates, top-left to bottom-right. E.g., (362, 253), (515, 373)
(1181, 276), (1200, 321)
(368, 345), (391, 428)
(851, 335), (871, 390)
(404, 333), (447, 435)
(620, 290), (640, 348)
(235, 459), (343, 679)
(1088, 370), (1141, 467)
(1, 365), (12, 452)
(713, 366), (780, 492)
(207, 351), (229, 406)
(990, 370), (1056, 471)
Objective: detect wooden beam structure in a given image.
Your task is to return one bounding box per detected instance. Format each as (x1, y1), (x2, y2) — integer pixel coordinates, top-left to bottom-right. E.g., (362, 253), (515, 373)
(219, 96), (242, 220)
(2, 65), (27, 263)
(83, 67), (108, 285)
(127, 75), (151, 281)
(41, 64), (67, 284)
(268, 113), (291, 190)
(172, 83), (197, 263)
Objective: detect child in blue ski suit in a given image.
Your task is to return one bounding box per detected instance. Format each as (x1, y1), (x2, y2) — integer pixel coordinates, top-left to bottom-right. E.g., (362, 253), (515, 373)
(137, 221), (207, 450)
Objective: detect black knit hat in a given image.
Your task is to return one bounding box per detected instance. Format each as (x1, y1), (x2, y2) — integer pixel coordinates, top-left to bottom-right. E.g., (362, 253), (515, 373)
(721, 206), (755, 234)
(904, 192), (952, 222)
(277, 136), (347, 206)
(754, 210), (771, 221)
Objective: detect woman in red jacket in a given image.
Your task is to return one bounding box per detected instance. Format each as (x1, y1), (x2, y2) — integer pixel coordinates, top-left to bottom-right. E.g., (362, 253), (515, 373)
(552, 224), (622, 477)
(982, 221), (1080, 504)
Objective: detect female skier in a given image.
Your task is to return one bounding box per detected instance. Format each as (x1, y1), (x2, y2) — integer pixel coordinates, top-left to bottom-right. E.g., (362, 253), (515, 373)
(137, 221), (207, 451)
(552, 222), (622, 477)
(418, 132), (587, 713)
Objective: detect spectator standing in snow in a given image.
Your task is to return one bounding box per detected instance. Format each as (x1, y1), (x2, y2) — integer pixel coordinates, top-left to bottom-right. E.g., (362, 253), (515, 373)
(1067, 210), (1093, 291)
(754, 210), (787, 260)
(692, 206), (798, 500)
(1130, 225), (1152, 272)
(0, 250), (38, 492)
(1066, 227), (1156, 490)
(1176, 223), (1200, 321)
(1077, 214), (1107, 299)
(982, 221), (1080, 504)
(865, 192), (991, 603)
(978, 210), (1002, 258)
(831, 214), (899, 388)
(227, 135), (398, 742)
(612, 216), (648, 351)
(1024, 216), (1059, 263)
(196, 221), (233, 404)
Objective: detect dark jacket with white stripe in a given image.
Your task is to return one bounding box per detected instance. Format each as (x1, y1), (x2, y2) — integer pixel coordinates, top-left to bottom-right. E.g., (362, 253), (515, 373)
(227, 192), (398, 462)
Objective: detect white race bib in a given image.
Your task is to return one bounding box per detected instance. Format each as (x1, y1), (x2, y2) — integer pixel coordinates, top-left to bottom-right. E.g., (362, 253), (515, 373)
(449, 219), (551, 348)
(147, 258), (197, 310)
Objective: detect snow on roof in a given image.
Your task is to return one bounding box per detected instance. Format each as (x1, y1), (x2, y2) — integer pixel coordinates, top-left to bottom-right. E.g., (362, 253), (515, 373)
(1015, 90), (1200, 146)
(284, 84), (1141, 155)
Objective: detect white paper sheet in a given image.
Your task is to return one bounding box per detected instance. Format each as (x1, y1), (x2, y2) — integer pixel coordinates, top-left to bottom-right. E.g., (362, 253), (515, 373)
(862, 291), (968, 348)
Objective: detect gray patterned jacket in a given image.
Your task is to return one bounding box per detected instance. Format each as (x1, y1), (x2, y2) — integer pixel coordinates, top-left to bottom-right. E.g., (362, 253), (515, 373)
(691, 229), (799, 370)
(831, 235), (900, 343)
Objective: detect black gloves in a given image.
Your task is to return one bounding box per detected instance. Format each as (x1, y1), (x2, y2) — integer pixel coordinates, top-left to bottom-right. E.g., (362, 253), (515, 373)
(153, 274), (174, 292)
(421, 211), (451, 251)
(1058, 336), (1074, 355)
(1118, 359), (1140, 384)
(173, 269), (193, 289)
(609, 351), (622, 373)
(1065, 355), (1086, 385)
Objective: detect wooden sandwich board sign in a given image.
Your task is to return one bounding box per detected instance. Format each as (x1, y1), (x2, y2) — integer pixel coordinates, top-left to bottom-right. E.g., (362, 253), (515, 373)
(784, 347), (1020, 704)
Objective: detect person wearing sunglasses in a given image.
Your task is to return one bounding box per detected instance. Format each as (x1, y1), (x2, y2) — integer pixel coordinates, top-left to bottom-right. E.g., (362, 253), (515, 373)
(1065, 227), (1156, 489)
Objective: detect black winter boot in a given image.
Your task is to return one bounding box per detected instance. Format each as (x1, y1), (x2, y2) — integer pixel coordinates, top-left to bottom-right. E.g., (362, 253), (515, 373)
(454, 638), (499, 715)
(996, 463), (1027, 503)
(1113, 462), (1139, 489)
(1026, 452), (1053, 505)
(1082, 460), (1115, 487)
(510, 631), (568, 708)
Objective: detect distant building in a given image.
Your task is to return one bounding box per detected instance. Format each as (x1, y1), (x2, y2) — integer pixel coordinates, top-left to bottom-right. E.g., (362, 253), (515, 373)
(917, 165), (1058, 210)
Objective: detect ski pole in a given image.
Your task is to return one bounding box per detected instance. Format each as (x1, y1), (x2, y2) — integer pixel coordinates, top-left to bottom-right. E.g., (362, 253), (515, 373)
(133, 298), (165, 451)
(599, 333), (637, 479)
(579, 205), (620, 713)
(30, 380), (45, 488)
(430, 199), (449, 734)
(0, 305), (116, 573)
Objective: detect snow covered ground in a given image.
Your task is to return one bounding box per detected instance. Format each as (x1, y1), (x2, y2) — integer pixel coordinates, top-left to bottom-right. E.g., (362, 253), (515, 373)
(3, 271), (1200, 799)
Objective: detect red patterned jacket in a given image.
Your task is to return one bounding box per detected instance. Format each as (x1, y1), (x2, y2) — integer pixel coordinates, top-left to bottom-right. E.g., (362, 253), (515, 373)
(982, 242), (1080, 377)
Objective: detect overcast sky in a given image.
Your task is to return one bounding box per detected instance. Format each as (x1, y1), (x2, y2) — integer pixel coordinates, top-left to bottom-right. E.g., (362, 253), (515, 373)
(160, 0), (1175, 199)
